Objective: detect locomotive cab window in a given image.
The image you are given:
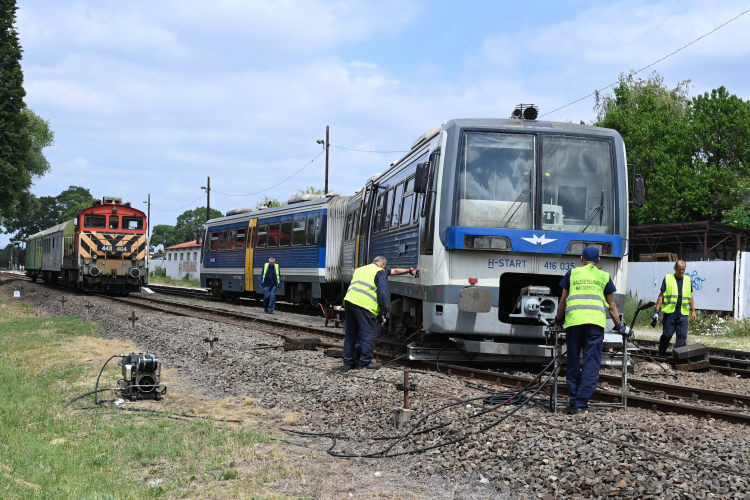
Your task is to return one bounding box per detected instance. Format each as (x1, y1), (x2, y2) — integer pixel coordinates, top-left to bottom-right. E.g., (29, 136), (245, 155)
(457, 132), (535, 229)
(227, 229), (237, 250)
(122, 216), (144, 230)
(257, 225), (268, 247)
(84, 214), (106, 228)
(109, 216), (119, 229)
(292, 217), (306, 246)
(236, 228), (246, 250)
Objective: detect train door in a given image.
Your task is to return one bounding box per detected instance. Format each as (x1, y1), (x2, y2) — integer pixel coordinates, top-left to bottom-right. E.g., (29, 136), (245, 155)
(244, 218), (257, 292)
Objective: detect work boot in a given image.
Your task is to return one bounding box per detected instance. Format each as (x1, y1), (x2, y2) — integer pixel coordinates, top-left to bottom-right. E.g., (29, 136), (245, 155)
(363, 362), (382, 370)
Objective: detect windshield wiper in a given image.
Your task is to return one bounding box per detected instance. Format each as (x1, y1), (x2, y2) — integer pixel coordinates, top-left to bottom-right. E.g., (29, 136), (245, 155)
(499, 189), (531, 228)
(579, 190), (605, 233)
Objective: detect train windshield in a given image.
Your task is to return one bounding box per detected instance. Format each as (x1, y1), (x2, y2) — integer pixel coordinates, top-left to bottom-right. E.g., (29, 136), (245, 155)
(540, 136), (614, 234)
(457, 132), (535, 229)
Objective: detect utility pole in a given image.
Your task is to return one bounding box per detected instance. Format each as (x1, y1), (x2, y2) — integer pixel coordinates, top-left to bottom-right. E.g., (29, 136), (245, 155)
(325, 125), (329, 195)
(206, 177), (211, 221)
(143, 194), (151, 240)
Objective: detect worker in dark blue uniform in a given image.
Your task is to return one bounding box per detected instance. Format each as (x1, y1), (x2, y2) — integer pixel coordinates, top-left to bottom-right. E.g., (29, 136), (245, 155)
(555, 246), (626, 415)
(341, 256), (391, 370)
(261, 257), (280, 314)
(654, 260), (696, 356)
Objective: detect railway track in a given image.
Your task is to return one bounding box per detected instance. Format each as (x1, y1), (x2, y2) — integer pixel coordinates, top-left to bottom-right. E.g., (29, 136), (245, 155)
(96, 293), (750, 425)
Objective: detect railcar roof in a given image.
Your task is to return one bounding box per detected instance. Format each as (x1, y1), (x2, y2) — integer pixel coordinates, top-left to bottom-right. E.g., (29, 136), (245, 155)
(205, 196), (335, 227)
(28, 220), (73, 239)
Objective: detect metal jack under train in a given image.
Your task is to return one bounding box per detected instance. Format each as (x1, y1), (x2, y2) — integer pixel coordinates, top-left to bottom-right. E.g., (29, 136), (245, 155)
(201, 106), (641, 367)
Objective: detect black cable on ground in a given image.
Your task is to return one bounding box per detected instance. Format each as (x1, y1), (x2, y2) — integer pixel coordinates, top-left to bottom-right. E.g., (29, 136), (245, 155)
(628, 338), (678, 380)
(94, 355), (122, 405)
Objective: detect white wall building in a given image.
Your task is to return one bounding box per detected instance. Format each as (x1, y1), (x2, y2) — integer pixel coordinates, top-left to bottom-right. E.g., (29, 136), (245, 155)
(158, 241), (202, 280)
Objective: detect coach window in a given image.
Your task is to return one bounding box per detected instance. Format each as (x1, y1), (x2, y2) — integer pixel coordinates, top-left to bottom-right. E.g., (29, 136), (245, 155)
(306, 217), (315, 245)
(373, 194), (385, 232)
(122, 217), (144, 230)
(109, 216), (119, 229)
(218, 230), (227, 251)
(84, 214), (106, 228)
(209, 232), (219, 251)
(391, 182), (404, 229)
(236, 228), (246, 251)
(227, 229), (237, 251)
(280, 221), (292, 247)
(400, 177), (414, 226)
(313, 215), (322, 244)
(292, 217), (306, 246)
(383, 190), (394, 230)
(257, 225), (268, 247)
(267, 224), (280, 247)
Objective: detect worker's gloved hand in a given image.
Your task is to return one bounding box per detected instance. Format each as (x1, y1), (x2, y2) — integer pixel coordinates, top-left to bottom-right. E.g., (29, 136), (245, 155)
(614, 322), (627, 334)
(650, 310), (659, 328)
(554, 317), (564, 327)
(408, 268), (416, 276)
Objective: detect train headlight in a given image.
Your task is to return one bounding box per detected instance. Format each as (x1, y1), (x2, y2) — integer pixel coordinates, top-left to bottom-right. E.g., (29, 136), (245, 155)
(84, 259), (90, 265)
(566, 241), (613, 256)
(92, 253), (97, 260)
(131, 253), (137, 261)
(463, 235), (512, 251)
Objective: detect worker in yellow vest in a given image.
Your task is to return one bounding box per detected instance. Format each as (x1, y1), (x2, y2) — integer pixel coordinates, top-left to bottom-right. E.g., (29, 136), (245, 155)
(341, 256), (391, 371)
(555, 246), (626, 415)
(261, 257), (281, 314)
(654, 260), (696, 356)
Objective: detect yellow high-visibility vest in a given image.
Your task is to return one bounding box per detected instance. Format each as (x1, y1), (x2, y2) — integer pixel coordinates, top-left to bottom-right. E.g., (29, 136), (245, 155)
(344, 264), (382, 315)
(662, 274), (692, 315)
(565, 264), (610, 329)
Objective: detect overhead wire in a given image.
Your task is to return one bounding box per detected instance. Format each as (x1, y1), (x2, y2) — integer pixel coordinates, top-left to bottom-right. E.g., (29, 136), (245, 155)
(328, 144), (409, 154)
(149, 194), (207, 212)
(540, 6), (750, 118)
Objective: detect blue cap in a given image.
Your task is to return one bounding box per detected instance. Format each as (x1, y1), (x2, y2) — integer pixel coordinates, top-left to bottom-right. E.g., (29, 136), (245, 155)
(582, 246), (600, 262)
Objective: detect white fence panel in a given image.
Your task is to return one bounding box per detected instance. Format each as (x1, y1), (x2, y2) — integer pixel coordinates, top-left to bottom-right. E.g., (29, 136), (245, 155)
(627, 261), (735, 311)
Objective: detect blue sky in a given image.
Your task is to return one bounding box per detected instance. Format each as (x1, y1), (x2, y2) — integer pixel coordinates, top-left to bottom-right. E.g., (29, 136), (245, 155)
(4, 0), (750, 247)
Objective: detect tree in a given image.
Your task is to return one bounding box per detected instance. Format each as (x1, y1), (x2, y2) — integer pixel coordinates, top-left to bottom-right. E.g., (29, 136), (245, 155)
(254, 196), (284, 209)
(0, 243), (14, 269)
(296, 186), (325, 196)
(150, 224), (179, 249)
(595, 73), (750, 226)
(0, 0), (35, 222)
(173, 206), (223, 244)
(57, 186), (96, 220)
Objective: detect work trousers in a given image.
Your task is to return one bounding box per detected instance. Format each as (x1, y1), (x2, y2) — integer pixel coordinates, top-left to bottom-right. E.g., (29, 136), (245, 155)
(565, 324), (604, 409)
(263, 285), (277, 313)
(343, 302), (378, 368)
(659, 311), (689, 355)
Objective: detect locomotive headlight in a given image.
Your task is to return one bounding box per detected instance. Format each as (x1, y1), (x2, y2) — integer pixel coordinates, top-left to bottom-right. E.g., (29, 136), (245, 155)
(92, 253), (98, 261)
(566, 241), (613, 256)
(131, 254), (137, 261)
(84, 259), (90, 265)
(463, 235), (511, 251)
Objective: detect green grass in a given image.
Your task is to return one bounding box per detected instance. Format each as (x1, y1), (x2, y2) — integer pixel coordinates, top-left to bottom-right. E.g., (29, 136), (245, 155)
(0, 300), (265, 499)
(147, 274), (203, 288)
(623, 292), (655, 328)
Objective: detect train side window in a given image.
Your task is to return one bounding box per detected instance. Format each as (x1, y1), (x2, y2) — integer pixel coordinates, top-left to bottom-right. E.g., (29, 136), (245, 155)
(344, 213), (352, 241)
(305, 217), (314, 245)
(293, 217), (306, 246)
(236, 228), (246, 250)
(109, 216), (119, 229)
(352, 209), (360, 240)
(402, 177), (415, 226)
(391, 182), (404, 229)
(313, 215), (322, 244)
(382, 190), (393, 230)
(84, 214), (106, 228)
(227, 229), (237, 250)
(122, 216), (143, 230)
(280, 221), (292, 246)
(373, 194), (385, 232)
(257, 225), (268, 247)
(218, 230), (227, 251)
(267, 224), (280, 247)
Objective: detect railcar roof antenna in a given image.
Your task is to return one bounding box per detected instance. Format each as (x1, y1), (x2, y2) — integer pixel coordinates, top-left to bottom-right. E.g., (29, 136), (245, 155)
(511, 104), (539, 120)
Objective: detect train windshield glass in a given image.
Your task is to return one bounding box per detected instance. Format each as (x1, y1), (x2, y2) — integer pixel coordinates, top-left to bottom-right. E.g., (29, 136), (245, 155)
(122, 216), (144, 230)
(540, 136), (614, 234)
(84, 214), (106, 228)
(457, 132), (535, 229)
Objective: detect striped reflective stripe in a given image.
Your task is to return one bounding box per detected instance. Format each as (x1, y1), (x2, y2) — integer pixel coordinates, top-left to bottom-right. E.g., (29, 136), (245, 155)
(566, 304), (607, 313)
(351, 280), (376, 291)
(349, 285), (377, 302)
(568, 294), (607, 304)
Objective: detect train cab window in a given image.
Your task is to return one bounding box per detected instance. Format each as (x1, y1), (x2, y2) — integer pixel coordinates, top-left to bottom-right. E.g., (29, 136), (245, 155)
(306, 217), (316, 245)
(401, 178), (415, 226)
(267, 224), (280, 247)
(280, 221), (292, 247)
(257, 225), (268, 247)
(235, 228), (246, 250)
(292, 218), (306, 246)
(391, 182), (404, 229)
(209, 232), (219, 251)
(84, 214), (106, 228)
(227, 229), (237, 250)
(122, 217), (144, 230)
(313, 215), (322, 244)
(373, 194), (385, 232)
(218, 230), (227, 251)
(109, 216), (119, 229)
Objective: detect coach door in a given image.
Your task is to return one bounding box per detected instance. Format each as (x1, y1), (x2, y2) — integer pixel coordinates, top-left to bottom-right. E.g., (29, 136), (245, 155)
(244, 218), (257, 292)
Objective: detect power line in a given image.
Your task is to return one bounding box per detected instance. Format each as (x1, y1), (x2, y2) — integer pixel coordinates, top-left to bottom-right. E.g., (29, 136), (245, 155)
(540, 7), (750, 118)
(212, 150), (325, 197)
(149, 194), (206, 212)
(329, 144), (409, 153)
